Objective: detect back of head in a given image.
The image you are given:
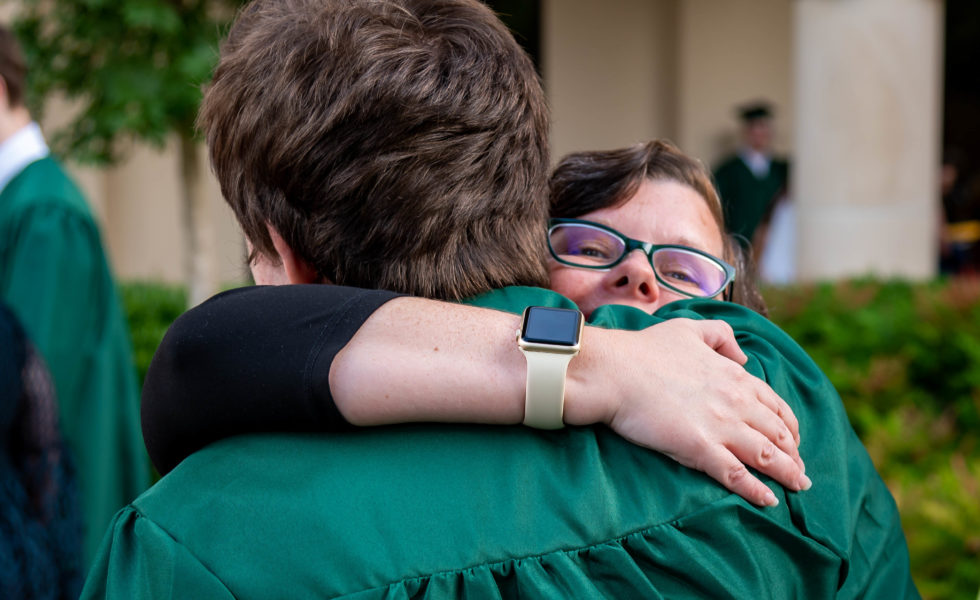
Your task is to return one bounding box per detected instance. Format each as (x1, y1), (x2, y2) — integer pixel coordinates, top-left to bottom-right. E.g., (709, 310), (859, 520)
(550, 140), (768, 314)
(0, 25), (27, 108)
(199, 0), (551, 300)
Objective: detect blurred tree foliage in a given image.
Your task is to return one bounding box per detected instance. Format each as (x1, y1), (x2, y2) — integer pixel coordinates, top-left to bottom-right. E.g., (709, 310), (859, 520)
(14, 0), (246, 306)
(120, 278), (980, 599)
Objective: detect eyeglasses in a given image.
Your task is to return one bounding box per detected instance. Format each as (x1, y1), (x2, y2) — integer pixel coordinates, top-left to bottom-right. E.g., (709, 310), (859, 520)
(547, 218), (736, 299)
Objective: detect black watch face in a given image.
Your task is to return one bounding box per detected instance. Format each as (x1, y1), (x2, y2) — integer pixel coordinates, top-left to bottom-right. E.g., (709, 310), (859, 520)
(522, 306), (581, 346)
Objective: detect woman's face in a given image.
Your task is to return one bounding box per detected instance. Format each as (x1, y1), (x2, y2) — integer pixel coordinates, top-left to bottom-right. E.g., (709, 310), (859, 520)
(548, 178), (725, 317)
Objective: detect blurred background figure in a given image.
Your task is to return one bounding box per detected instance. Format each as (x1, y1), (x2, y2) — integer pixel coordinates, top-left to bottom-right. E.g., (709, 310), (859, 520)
(713, 101), (791, 261)
(1, 302), (83, 599)
(939, 147), (980, 276)
(0, 25), (148, 564)
(757, 185), (796, 285)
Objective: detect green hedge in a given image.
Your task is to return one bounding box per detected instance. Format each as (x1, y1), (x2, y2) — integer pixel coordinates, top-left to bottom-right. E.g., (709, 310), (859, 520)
(120, 282), (187, 385)
(121, 279), (980, 600)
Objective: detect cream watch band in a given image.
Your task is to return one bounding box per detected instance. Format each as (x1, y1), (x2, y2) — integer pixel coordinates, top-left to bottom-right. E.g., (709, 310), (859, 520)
(520, 348), (575, 429)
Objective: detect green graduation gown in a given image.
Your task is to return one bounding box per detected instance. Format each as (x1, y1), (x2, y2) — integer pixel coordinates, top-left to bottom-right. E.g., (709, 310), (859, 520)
(0, 156), (149, 564)
(713, 155), (789, 241)
(81, 286), (917, 599)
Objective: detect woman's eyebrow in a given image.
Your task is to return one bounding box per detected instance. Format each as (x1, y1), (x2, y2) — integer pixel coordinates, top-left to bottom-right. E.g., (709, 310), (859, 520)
(670, 235), (710, 249)
(586, 217), (617, 230)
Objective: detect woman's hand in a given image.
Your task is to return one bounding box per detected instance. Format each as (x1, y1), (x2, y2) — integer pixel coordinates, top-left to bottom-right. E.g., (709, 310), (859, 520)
(565, 318), (808, 507)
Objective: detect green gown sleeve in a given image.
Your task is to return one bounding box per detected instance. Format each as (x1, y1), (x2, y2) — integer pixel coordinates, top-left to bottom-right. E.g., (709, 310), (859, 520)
(80, 508), (236, 600)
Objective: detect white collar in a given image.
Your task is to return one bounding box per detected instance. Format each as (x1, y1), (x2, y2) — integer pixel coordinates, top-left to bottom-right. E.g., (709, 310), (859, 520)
(0, 122), (50, 194)
(738, 147), (771, 179)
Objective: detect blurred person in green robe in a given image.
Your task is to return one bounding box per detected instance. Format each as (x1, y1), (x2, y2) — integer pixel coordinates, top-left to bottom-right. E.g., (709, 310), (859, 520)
(713, 101), (790, 248)
(0, 24), (149, 564)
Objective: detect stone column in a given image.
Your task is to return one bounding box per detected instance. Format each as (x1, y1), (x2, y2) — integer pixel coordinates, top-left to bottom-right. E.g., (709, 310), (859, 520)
(793, 0), (944, 280)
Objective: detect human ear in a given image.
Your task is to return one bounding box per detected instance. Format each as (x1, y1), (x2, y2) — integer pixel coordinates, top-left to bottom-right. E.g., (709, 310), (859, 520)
(266, 224), (321, 284)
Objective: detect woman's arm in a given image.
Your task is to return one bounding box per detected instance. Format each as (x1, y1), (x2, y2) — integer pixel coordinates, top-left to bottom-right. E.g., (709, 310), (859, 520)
(143, 285), (806, 507)
(333, 298), (805, 507)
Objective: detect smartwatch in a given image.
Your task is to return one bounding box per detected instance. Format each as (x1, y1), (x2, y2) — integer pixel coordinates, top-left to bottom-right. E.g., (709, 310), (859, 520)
(516, 306), (584, 429)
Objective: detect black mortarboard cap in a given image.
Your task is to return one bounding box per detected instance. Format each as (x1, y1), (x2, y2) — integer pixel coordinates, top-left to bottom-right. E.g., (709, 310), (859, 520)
(738, 101), (773, 122)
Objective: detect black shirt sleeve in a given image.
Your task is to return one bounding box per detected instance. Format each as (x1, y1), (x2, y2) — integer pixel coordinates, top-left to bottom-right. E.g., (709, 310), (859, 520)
(141, 284), (405, 475)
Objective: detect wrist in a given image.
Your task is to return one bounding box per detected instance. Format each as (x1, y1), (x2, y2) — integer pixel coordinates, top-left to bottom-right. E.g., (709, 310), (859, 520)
(561, 325), (620, 427)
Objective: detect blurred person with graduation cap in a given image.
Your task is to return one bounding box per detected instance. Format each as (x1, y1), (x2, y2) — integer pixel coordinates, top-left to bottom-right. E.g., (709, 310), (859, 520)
(714, 101), (791, 252)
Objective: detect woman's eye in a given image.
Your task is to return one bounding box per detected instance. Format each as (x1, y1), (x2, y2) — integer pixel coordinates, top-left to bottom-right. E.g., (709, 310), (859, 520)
(665, 270), (693, 282)
(579, 245), (607, 258)
(571, 241), (616, 259)
(662, 266), (702, 285)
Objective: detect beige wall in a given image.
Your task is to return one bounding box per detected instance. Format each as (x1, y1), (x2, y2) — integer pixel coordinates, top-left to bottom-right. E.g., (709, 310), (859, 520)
(543, 0), (679, 160)
(543, 0), (793, 169)
(0, 4), (16, 23)
(676, 0), (794, 167)
(101, 140), (244, 285)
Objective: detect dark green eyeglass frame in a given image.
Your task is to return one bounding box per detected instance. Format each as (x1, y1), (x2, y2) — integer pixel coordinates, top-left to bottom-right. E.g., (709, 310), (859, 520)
(547, 217), (737, 299)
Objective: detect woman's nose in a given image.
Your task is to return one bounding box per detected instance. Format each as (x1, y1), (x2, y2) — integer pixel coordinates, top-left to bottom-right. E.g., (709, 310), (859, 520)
(611, 250), (660, 304)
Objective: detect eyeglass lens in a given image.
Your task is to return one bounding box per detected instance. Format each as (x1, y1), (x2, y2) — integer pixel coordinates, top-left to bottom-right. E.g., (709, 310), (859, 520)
(549, 223), (727, 297)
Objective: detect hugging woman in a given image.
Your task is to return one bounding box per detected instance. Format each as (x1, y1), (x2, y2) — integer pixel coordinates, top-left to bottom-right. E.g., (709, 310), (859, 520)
(83, 1), (916, 596)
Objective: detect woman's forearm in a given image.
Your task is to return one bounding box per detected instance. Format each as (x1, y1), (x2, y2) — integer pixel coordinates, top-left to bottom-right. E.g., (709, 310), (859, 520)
(332, 296), (808, 507)
(145, 285), (807, 507)
(331, 298), (529, 425)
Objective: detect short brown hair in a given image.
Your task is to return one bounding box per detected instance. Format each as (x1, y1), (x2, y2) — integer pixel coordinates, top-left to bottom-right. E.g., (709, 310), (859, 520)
(0, 25), (27, 108)
(198, 0), (550, 300)
(550, 140), (768, 315)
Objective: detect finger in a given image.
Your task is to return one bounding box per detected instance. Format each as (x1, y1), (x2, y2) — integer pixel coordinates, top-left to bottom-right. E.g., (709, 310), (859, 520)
(695, 320), (747, 365)
(698, 445), (781, 507)
(740, 385), (804, 472)
(728, 423), (811, 493)
(751, 378), (801, 447)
